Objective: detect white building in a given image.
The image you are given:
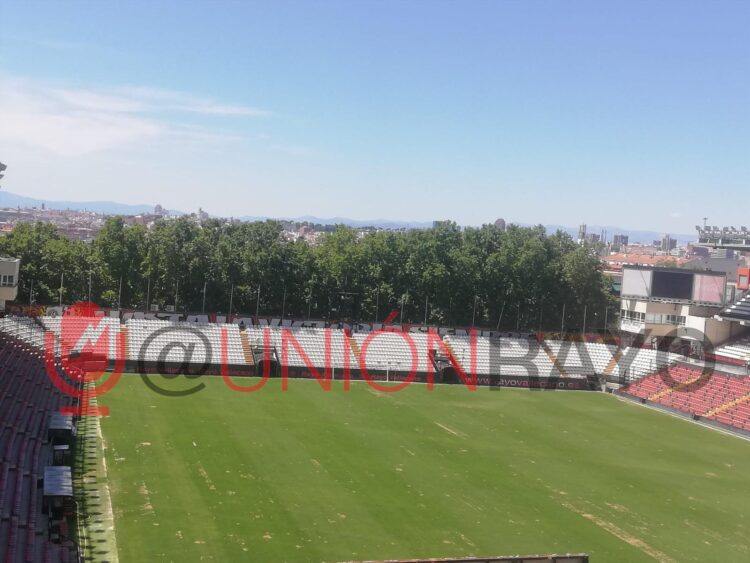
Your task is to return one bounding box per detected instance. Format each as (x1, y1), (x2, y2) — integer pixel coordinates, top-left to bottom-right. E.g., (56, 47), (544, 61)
(619, 266), (741, 353)
(0, 257), (20, 310)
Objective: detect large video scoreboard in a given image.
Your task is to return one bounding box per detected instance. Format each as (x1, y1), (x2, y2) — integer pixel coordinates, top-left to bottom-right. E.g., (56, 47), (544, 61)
(621, 266), (726, 305)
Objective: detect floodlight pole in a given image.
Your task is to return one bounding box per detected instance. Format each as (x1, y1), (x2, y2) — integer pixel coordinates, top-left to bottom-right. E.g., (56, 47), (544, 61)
(561, 303), (566, 335)
(202, 280), (207, 314)
(228, 284), (234, 319)
(496, 300), (506, 331)
(374, 286), (379, 324)
(146, 276), (151, 312)
(582, 304), (588, 335)
(255, 286), (261, 321)
(59, 272), (64, 307)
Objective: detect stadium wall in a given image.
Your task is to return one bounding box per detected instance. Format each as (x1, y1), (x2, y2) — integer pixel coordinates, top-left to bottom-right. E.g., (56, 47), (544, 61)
(64, 359), (594, 391)
(127, 360), (254, 377)
(279, 365), (592, 390)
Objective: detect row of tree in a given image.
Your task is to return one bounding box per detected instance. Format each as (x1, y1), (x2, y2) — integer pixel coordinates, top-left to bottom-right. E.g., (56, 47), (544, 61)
(0, 218), (617, 330)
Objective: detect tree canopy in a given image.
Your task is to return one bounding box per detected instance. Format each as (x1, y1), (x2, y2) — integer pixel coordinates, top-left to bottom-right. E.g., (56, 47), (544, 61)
(0, 218), (616, 330)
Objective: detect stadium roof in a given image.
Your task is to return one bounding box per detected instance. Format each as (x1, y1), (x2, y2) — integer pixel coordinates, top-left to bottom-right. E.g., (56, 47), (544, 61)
(716, 293), (750, 325)
(43, 466), (73, 498)
(695, 226), (750, 251)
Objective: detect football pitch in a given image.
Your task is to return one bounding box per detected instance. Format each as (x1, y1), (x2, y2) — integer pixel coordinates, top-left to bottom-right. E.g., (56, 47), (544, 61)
(99, 375), (750, 562)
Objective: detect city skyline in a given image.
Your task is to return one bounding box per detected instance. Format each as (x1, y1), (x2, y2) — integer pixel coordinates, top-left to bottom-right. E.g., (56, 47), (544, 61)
(0, 187), (703, 242)
(1, 1), (748, 233)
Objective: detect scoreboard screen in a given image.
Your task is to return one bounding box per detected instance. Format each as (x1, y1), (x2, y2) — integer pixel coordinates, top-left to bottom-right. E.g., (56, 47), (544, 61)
(651, 270), (693, 300)
(621, 267), (725, 305)
(692, 274), (725, 304)
(621, 268), (652, 297)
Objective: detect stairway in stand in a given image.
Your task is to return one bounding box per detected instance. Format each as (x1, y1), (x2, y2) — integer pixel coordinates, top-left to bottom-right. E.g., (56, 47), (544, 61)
(240, 330), (255, 365)
(120, 324), (129, 360)
(603, 348), (623, 378)
(703, 391), (750, 418)
(349, 337), (361, 366)
(442, 339), (461, 368)
(539, 340), (569, 378)
(647, 370), (703, 401)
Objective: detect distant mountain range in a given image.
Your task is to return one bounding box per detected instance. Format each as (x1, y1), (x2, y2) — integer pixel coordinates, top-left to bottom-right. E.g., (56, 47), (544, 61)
(0, 190), (172, 216)
(237, 214), (436, 230)
(0, 190), (695, 244)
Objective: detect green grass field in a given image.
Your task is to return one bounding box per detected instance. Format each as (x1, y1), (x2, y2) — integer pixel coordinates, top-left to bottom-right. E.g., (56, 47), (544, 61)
(99, 375), (750, 562)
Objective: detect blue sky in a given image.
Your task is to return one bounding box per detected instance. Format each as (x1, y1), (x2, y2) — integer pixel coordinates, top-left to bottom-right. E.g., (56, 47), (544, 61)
(0, 0), (748, 232)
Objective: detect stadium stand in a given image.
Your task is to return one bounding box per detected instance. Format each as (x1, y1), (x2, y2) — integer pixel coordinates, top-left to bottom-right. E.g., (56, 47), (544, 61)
(717, 291), (750, 324)
(623, 365), (702, 402)
(617, 347), (680, 382)
(2, 313), (687, 385)
(351, 330), (435, 374)
(0, 329), (79, 562)
(125, 318), (246, 365)
(40, 316), (121, 358)
(705, 389), (750, 432)
(444, 335), (567, 378)
(539, 340), (679, 383)
(245, 326), (355, 370)
(544, 341), (619, 378)
(0, 317), (45, 349)
(713, 336), (750, 365)
(621, 364), (750, 432)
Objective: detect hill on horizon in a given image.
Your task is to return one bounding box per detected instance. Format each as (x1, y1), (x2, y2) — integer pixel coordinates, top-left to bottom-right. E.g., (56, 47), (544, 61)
(0, 190), (695, 244)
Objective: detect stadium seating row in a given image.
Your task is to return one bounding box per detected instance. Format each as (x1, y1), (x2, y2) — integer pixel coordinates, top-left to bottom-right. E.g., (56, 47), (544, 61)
(0, 316), (687, 380)
(40, 316), (121, 358)
(622, 365), (750, 432)
(0, 334), (78, 562)
(0, 317), (46, 349)
(718, 292), (750, 324)
(246, 326), (353, 369)
(543, 341), (618, 377)
(126, 319), (246, 364)
(352, 331), (435, 373)
(445, 335), (569, 378)
(713, 336), (750, 364)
